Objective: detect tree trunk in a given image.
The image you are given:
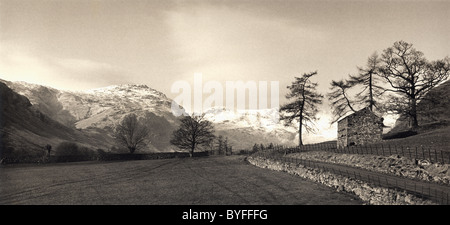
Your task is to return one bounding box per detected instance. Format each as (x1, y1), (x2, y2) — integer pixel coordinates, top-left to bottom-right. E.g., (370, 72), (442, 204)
(298, 118), (303, 146)
(369, 72), (374, 111)
(299, 84), (306, 147)
(411, 98), (419, 129)
(190, 143), (195, 157)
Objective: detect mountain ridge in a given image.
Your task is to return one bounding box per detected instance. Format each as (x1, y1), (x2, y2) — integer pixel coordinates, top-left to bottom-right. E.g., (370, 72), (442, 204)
(1, 79), (297, 158)
(0, 81), (115, 161)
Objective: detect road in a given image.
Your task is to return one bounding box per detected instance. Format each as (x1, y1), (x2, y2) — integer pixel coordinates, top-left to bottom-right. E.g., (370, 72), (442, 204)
(0, 155), (363, 205)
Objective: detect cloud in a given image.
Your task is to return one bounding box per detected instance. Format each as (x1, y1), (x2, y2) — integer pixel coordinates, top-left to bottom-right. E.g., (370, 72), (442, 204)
(165, 5), (327, 81)
(0, 42), (130, 91)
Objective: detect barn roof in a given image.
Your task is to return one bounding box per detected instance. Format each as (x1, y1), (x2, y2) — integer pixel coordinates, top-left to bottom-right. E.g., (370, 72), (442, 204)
(337, 107), (383, 124)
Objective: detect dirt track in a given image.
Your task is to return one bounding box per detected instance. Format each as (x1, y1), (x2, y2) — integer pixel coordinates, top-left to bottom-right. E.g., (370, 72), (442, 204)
(0, 156), (363, 205)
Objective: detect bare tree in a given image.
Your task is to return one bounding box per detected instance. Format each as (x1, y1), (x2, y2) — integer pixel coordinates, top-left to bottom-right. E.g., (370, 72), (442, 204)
(45, 144), (52, 156)
(252, 143), (259, 152)
(217, 135), (224, 155)
(114, 113), (150, 154)
(223, 137), (229, 155)
(329, 53), (386, 124)
(348, 52), (385, 111)
(170, 113), (215, 157)
(379, 41), (450, 129)
(327, 79), (356, 124)
(280, 71), (324, 146)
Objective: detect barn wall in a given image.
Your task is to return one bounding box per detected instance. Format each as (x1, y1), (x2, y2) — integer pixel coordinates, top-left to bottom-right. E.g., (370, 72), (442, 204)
(337, 117), (348, 149)
(337, 108), (383, 148)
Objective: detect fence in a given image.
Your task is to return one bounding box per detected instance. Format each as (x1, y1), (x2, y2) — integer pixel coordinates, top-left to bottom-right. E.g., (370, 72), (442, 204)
(243, 142), (450, 164)
(1, 151), (211, 164)
(330, 145), (450, 164)
(256, 153), (450, 205)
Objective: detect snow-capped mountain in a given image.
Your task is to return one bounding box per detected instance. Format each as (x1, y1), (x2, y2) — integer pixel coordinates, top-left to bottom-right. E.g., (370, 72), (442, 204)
(0, 81), (113, 155)
(65, 84), (177, 129)
(2, 79), (297, 151)
(203, 107), (281, 130)
(203, 107), (297, 147)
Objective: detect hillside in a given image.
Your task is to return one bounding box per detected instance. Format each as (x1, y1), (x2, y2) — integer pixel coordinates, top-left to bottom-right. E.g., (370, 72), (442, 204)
(1, 80), (297, 155)
(387, 79), (450, 132)
(382, 79), (450, 150)
(0, 81), (190, 153)
(0, 82), (113, 161)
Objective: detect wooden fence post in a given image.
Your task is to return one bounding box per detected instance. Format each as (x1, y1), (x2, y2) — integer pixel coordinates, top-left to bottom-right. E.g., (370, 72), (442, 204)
(422, 147), (425, 160)
(434, 149), (437, 164)
(421, 185), (424, 199)
(435, 189), (437, 203)
(428, 148), (432, 163)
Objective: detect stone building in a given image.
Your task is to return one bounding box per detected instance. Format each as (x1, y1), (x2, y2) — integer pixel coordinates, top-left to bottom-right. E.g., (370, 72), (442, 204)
(337, 107), (383, 148)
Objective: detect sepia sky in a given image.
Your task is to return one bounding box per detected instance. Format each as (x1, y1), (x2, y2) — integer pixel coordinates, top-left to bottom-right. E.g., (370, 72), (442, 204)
(1, 0), (449, 116)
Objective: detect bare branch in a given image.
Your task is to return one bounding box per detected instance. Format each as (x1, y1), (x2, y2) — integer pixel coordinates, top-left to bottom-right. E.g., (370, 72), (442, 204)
(170, 113), (215, 157)
(280, 71), (323, 146)
(379, 41), (450, 128)
(114, 113), (150, 153)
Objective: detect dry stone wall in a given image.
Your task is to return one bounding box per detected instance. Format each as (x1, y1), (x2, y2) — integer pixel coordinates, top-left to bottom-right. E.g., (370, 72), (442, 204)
(247, 156), (435, 205)
(290, 151), (450, 186)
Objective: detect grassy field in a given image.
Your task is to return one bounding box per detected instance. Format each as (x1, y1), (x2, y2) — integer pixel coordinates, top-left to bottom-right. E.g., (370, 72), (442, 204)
(0, 156), (363, 205)
(381, 123), (450, 152)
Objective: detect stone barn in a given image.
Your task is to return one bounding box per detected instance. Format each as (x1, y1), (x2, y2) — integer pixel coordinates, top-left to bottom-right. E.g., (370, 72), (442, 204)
(337, 107), (383, 148)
